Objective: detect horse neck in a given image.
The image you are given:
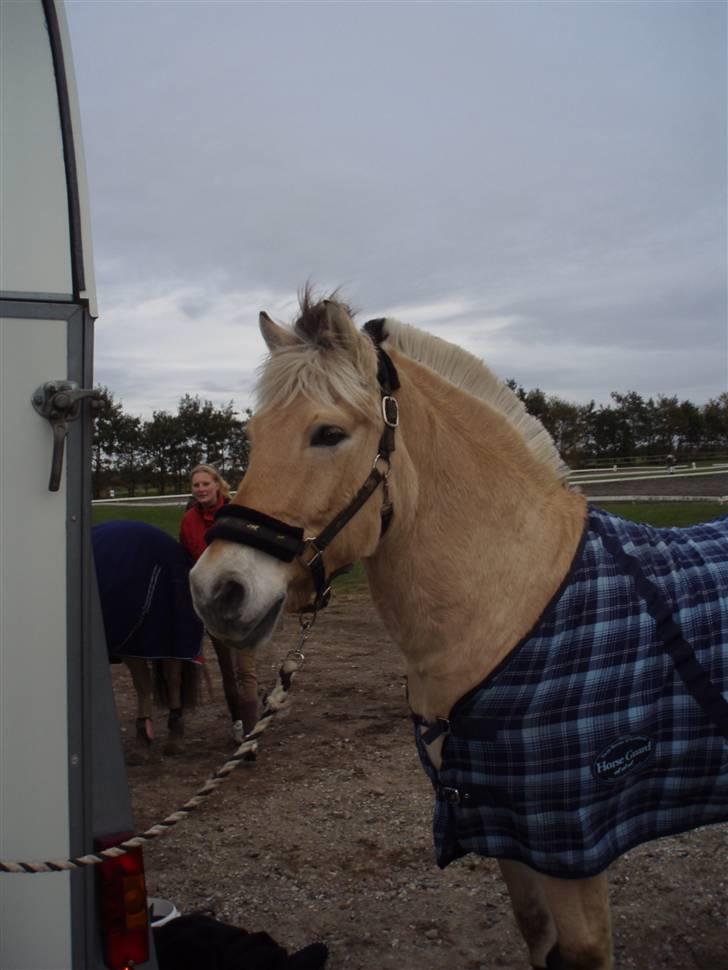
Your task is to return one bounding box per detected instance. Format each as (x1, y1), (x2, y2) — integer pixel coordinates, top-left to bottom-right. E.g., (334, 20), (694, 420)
(364, 353), (587, 721)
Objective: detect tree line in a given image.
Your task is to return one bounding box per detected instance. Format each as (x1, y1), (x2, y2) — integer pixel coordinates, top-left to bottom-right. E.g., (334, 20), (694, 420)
(93, 387), (728, 498)
(93, 391), (251, 498)
(506, 385), (728, 469)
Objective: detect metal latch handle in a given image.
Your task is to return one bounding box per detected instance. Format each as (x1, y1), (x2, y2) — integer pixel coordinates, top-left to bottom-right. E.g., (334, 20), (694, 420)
(32, 381), (104, 491)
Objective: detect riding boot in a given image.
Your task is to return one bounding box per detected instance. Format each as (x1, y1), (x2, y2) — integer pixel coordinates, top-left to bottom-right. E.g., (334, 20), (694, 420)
(237, 700), (260, 761)
(241, 699), (260, 736)
(127, 717), (157, 766)
(232, 699), (260, 742)
(163, 708), (185, 756)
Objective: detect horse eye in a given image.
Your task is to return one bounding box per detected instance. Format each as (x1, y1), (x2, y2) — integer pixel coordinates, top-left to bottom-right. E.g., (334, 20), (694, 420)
(310, 425), (349, 447)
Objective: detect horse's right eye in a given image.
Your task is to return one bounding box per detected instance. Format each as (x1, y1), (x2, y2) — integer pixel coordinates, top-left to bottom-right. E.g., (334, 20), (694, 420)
(310, 425), (349, 448)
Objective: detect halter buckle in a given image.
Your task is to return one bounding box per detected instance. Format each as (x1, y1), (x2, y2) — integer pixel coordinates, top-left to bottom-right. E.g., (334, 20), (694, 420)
(382, 395), (399, 428)
(301, 538), (323, 569)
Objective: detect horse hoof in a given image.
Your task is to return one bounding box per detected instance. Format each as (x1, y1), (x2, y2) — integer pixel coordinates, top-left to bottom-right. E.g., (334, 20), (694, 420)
(162, 737), (184, 756)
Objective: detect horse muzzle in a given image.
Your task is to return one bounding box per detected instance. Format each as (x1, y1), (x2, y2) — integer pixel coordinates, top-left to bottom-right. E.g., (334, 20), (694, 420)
(204, 591), (285, 651)
(189, 544), (289, 649)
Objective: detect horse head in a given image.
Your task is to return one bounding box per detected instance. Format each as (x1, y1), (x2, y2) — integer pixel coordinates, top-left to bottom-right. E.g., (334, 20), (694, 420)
(189, 294), (393, 648)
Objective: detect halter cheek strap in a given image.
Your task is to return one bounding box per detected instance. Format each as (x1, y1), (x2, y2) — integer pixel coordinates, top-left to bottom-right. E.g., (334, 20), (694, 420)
(204, 320), (400, 614)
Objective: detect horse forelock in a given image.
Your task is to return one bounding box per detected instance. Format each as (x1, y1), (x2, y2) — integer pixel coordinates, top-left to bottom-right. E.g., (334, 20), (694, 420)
(255, 294), (379, 414)
(293, 287), (357, 346)
(255, 346), (378, 414)
(379, 317), (570, 483)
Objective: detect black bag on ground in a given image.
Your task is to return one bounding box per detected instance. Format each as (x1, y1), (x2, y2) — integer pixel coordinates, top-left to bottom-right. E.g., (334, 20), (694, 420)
(153, 913), (329, 970)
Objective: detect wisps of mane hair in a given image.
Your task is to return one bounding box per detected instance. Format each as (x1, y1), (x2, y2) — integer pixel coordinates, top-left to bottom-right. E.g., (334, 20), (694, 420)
(294, 285), (356, 345)
(381, 317), (570, 483)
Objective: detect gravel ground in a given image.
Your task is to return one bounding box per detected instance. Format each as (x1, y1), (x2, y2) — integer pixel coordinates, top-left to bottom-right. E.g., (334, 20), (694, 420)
(115, 586), (728, 970)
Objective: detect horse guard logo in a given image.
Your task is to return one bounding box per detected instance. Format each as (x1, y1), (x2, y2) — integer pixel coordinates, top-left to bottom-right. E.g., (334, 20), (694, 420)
(592, 735), (655, 783)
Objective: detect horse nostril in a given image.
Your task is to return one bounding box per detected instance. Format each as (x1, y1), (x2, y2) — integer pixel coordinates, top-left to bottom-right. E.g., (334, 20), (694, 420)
(215, 578), (245, 617)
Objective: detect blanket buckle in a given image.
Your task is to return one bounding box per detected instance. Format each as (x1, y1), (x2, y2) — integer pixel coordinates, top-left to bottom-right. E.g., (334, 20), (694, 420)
(439, 785), (461, 805)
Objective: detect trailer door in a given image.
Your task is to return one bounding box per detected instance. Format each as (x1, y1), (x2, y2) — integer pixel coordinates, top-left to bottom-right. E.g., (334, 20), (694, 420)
(0, 2), (156, 967)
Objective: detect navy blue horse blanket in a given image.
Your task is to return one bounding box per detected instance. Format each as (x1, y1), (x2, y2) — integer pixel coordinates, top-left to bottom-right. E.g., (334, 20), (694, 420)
(93, 521), (203, 661)
(416, 506), (728, 879)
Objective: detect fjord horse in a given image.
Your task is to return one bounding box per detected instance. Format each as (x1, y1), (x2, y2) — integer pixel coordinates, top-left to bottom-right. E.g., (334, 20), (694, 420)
(189, 294), (728, 969)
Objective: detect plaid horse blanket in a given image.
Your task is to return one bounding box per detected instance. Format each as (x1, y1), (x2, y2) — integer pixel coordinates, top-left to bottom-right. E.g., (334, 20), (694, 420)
(415, 506), (728, 879)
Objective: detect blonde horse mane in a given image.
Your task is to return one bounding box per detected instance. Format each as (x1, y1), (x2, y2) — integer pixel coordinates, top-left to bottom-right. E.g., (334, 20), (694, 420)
(256, 293), (569, 483)
(380, 317), (570, 483)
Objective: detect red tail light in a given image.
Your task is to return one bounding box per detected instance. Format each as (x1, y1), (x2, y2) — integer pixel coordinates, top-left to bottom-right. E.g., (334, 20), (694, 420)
(96, 832), (150, 970)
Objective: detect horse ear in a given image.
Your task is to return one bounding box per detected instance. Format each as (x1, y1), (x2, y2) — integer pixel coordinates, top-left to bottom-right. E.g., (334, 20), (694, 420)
(259, 311), (299, 351)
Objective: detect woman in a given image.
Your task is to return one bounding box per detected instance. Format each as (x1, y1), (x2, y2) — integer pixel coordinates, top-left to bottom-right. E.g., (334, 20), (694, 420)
(180, 464), (260, 745)
(179, 463), (231, 559)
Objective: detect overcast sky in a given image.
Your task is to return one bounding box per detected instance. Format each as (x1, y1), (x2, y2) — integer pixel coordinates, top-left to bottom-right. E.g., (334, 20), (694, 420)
(65, 0), (726, 419)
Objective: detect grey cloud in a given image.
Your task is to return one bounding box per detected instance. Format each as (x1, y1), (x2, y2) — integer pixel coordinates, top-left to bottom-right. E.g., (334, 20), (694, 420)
(67, 0), (726, 411)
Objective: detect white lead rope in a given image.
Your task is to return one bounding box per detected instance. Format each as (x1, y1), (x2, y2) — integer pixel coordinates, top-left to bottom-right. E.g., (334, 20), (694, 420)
(0, 622), (313, 875)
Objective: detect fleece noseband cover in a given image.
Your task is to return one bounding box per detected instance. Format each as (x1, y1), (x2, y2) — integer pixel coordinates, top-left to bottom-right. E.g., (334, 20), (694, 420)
(205, 505), (305, 563)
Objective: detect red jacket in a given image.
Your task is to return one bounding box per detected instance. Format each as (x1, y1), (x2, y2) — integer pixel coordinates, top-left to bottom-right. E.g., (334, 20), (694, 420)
(179, 496), (225, 562)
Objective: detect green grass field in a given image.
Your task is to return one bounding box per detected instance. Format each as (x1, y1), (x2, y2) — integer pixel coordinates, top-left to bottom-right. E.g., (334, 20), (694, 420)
(92, 500), (725, 596)
(92, 503), (186, 537)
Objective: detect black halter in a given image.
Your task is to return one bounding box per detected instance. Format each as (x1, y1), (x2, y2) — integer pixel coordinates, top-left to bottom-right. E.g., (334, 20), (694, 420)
(204, 320), (399, 614)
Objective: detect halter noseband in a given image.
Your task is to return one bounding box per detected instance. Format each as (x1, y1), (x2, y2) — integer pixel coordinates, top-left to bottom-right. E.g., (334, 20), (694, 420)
(204, 320), (399, 614)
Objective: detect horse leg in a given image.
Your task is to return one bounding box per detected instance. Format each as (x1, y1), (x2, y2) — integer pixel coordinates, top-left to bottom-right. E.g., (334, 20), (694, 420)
(498, 860), (557, 968)
(499, 862), (612, 969)
(126, 657), (153, 720)
(539, 871), (613, 970)
(162, 659), (185, 755)
(124, 658), (157, 765)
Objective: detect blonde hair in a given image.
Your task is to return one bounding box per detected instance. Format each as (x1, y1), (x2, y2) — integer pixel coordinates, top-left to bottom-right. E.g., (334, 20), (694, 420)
(190, 464), (231, 500)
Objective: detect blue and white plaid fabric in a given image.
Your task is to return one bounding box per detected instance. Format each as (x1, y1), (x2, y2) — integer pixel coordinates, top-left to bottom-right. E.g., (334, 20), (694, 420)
(415, 506), (728, 879)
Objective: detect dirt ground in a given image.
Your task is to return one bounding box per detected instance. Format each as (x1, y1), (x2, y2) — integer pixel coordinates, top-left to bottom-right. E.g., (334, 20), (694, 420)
(113, 586), (728, 970)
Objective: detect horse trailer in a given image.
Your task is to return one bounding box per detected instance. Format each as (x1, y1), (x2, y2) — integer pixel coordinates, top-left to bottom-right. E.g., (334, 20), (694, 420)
(0, 2), (158, 967)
